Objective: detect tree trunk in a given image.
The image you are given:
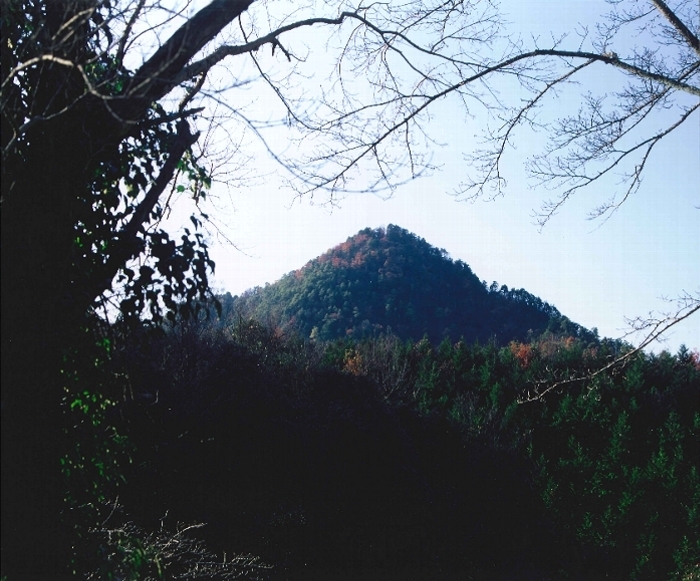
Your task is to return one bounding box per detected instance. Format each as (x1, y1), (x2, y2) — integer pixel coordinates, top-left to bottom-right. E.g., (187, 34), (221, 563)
(1, 103), (99, 575)
(1, 1), (256, 574)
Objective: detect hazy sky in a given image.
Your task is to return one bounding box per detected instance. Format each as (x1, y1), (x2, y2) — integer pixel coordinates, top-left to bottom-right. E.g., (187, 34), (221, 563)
(168, 0), (699, 351)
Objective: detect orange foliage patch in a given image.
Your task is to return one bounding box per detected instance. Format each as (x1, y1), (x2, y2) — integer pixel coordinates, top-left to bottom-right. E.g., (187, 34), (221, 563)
(510, 341), (533, 369)
(331, 255), (351, 268)
(690, 349), (700, 371)
(536, 335), (577, 359)
(343, 349), (365, 376)
(351, 252), (366, 267)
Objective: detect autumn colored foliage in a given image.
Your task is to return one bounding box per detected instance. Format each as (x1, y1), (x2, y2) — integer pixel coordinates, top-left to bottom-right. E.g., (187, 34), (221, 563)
(509, 341), (533, 368)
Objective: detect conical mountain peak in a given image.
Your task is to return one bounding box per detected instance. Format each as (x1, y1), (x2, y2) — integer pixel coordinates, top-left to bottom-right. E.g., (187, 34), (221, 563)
(234, 225), (591, 344)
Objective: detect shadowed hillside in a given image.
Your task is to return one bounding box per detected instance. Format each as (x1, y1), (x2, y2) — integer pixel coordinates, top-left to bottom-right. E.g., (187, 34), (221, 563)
(232, 225), (594, 344)
(111, 313), (699, 581)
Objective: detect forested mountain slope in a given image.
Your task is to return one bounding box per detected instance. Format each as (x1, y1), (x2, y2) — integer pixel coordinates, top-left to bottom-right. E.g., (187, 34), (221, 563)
(231, 225), (594, 344)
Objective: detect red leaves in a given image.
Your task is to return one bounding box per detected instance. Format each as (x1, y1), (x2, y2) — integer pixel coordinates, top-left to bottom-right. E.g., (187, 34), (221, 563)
(510, 341), (533, 369)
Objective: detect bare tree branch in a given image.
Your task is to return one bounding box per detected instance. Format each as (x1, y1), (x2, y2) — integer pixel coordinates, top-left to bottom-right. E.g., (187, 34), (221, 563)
(651, 0), (700, 56)
(531, 102), (699, 226)
(124, 0), (255, 107)
(115, 0), (148, 68)
(518, 291), (700, 403)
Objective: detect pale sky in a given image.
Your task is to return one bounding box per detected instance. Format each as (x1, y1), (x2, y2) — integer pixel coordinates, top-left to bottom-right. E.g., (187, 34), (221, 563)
(165, 0), (700, 351)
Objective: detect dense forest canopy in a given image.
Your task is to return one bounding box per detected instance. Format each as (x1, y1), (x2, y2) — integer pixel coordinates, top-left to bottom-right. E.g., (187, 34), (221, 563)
(103, 312), (699, 580)
(232, 225), (596, 345)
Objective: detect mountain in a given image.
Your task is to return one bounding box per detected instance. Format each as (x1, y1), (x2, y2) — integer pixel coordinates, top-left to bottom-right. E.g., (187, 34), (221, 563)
(230, 224), (594, 344)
